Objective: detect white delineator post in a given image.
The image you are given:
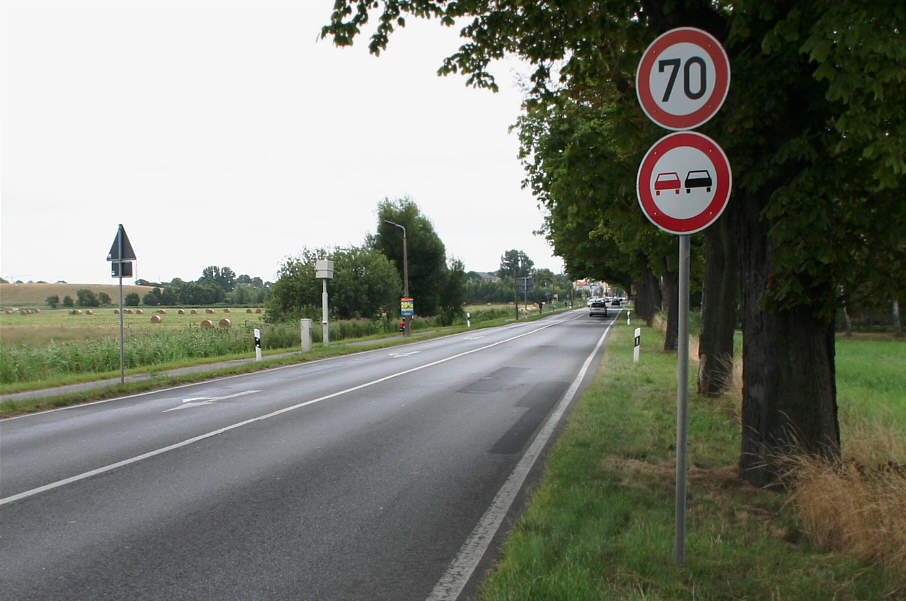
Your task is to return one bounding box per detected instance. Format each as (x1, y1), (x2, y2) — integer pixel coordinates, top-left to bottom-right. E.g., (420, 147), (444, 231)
(627, 309), (631, 326)
(633, 327), (641, 363)
(254, 328), (262, 361)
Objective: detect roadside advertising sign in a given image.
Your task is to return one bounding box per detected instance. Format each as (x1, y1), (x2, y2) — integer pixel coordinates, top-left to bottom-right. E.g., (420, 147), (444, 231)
(400, 298), (414, 317)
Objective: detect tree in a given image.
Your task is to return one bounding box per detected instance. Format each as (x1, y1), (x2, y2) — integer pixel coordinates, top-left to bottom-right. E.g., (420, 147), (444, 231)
(498, 250), (533, 279)
(62, 295), (74, 308)
(266, 246), (403, 322)
(322, 0), (906, 487)
(98, 292), (112, 305)
(142, 288), (162, 306)
(329, 246), (402, 320)
(76, 289), (100, 307)
(45, 295), (60, 309)
(124, 293), (140, 306)
(371, 197), (449, 317)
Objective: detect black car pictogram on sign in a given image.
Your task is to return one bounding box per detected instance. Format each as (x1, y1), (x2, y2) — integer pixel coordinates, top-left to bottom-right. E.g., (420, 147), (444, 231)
(684, 170), (712, 193)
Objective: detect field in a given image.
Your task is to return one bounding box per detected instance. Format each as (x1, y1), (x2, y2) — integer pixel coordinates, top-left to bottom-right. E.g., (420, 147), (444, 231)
(0, 282), (154, 307)
(1, 305), (262, 345)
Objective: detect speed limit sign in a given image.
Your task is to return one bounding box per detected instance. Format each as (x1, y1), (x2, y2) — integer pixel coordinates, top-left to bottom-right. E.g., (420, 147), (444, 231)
(636, 27), (730, 131)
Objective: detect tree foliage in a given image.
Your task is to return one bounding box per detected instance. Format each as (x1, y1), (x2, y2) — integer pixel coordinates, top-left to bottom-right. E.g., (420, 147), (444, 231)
(266, 246), (402, 322)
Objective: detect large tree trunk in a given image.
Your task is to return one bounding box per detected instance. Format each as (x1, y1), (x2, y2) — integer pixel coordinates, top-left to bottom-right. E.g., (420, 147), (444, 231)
(737, 191), (840, 488)
(661, 263), (678, 351)
(634, 261), (661, 326)
(698, 210), (738, 397)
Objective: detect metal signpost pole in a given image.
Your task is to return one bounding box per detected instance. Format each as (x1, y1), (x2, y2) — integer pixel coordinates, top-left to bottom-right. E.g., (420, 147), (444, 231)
(675, 234), (691, 564)
(118, 231), (125, 384)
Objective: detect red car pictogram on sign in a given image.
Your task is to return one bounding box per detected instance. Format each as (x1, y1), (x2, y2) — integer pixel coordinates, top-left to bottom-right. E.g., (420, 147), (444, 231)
(655, 172), (681, 195)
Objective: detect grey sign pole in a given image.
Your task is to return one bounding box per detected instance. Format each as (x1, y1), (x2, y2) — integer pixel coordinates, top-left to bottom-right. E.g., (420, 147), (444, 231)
(118, 233), (125, 383)
(675, 234), (691, 564)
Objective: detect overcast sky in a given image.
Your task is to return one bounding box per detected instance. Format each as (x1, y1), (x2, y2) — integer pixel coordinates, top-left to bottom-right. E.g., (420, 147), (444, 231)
(2, 0), (563, 286)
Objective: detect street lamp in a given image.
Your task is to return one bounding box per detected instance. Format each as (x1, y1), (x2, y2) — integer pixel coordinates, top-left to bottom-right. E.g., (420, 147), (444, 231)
(384, 219), (410, 336)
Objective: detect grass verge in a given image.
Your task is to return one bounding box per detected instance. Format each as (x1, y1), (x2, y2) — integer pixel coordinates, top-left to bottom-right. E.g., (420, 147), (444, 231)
(477, 321), (902, 600)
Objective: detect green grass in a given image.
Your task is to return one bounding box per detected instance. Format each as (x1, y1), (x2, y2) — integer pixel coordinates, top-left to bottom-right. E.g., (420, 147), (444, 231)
(477, 322), (901, 601)
(836, 337), (906, 431)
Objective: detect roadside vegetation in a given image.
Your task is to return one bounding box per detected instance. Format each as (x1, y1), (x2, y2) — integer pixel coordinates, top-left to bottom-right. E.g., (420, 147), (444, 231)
(477, 321), (904, 600)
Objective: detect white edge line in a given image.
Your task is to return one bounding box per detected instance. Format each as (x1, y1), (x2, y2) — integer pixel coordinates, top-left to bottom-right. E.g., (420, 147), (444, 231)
(425, 317), (616, 601)
(0, 317), (581, 508)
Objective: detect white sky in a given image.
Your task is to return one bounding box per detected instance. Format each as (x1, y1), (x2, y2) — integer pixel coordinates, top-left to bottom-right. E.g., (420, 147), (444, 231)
(1, 0), (562, 285)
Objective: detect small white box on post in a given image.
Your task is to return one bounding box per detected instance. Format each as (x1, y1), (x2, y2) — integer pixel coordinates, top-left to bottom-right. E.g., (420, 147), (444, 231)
(315, 260), (334, 347)
(300, 318), (312, 352)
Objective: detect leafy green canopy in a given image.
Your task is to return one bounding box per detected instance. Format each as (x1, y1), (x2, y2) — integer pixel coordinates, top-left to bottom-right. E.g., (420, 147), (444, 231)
(324, 0), (906, 315)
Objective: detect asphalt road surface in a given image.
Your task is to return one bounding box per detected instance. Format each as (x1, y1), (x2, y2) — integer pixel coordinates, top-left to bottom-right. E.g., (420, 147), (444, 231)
(0, 309), (618, 601)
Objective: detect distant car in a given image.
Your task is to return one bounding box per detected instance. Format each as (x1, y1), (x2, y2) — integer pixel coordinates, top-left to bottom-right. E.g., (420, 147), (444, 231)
(684, 170), (712, 193)
(655, 172), (681, 195)
(610, 298), (621, 306)
(589, 300), (608, 317)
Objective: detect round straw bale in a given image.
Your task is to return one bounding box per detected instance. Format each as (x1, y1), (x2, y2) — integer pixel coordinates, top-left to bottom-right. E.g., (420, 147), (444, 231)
(151, 315), (162, 323)
(34, 308), (40, 313)
(218, 318), (232, 328)
(205, 308), (215, 314)
(136, 309), (144, 314)
(246, 308), (253, 313)
(125, 309), (133, 314)
(224, 308), (231, 313)
(114, 309), (120, 314)
(255, 308), (262, 314)
(86, 310), (94, 315)
(201, 319), (214, 328)
(158, 309), (167, 314)
(191, 309), (198, 314)
(177, 309), (185, 315)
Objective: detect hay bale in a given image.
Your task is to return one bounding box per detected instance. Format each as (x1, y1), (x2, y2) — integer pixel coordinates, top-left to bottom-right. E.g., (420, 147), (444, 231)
(255, 308), (262, 314)
(125, 309), (133, 314)
(34, 308), (40, 313)
(200, 319), (214, 328)
(114, 309), (120, 314)
(136, 309), (144, 314)
(71, 309), (82, 315)
(191, 309), (198, 314)
(86, 310), (94, 315)
(177, 309), (185, 315)
(158, 309), (167, 314)
(151, 315), (162, 323)
(218, 318), (232, 328)
(246, 308), (253, 313)
(5, 310), (13, 314)
(205, 308), (215, 314)
(224, 308), (231, 313)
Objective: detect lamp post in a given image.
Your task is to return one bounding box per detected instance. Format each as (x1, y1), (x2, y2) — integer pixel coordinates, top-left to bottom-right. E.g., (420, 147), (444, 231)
(384, 219), (409, 336)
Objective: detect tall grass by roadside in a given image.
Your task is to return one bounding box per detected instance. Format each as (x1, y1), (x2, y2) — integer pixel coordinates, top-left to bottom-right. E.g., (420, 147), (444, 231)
(477, 322), (899, 600)
(779, 335), (906, 577)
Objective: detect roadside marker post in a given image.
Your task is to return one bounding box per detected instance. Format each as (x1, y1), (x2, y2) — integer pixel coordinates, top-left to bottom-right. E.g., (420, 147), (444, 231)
(633, 328), (641, 363)
(635, 26), (731, 565)
(254, 329), (262, 361)
(316, 260), (334, 347)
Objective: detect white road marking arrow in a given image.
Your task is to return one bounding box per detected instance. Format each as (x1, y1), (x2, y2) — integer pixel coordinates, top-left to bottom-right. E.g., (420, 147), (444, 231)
(162, 390), (261, 413)
(388, 351), (420, 358)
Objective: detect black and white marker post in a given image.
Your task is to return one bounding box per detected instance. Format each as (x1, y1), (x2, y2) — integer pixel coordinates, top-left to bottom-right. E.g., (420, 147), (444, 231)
(635, 27), (731, 565)
(106, 224), (136, 384)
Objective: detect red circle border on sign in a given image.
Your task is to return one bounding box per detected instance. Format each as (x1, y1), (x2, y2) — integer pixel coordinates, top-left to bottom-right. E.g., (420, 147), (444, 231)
(636, 132), (731, 235)
(636, 27), (730, 131)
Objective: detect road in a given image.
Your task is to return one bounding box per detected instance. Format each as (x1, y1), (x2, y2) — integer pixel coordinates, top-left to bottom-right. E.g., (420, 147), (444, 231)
(0, 309), (617, 601)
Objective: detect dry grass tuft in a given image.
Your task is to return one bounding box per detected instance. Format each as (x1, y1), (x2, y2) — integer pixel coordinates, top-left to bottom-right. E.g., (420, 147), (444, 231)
(784, 453), (906, 577)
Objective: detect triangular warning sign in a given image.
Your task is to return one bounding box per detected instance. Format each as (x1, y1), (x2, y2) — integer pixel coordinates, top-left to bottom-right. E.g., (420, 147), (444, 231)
(107, 224), (137, 261)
